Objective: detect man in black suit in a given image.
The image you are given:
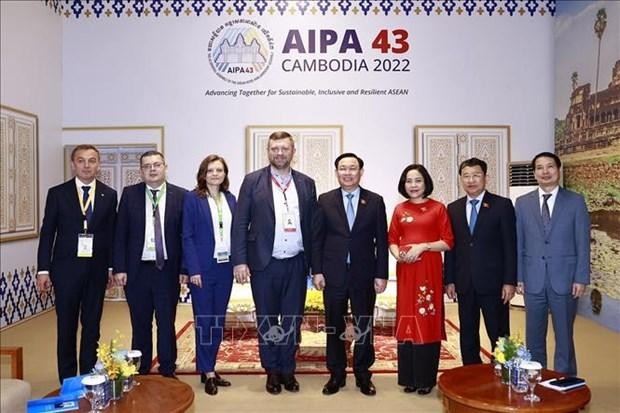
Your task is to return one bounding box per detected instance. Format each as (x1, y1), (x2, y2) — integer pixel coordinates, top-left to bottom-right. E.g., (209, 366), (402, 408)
(444, 157), (516, 364)
(232, 131), (317, 395)
(113, 150), (186, 377)
(312, 153), (388, 396)
(37, 144), (117, 383)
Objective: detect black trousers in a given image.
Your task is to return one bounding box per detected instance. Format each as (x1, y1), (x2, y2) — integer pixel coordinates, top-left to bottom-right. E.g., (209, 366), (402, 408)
(53, 258), (107, 383)
(323, 272), (376, 382)
(124, 261), (180, 375)
(457, 290), (510, 364)
(397, 341), (441, 388)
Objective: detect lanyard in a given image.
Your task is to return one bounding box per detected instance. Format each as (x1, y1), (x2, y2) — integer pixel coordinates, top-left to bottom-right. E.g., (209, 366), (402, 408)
(77, 185), (95, 232)
(271, 175), (292, 211)
(146, 184), (166, 213)
(213, 193), (225, 242)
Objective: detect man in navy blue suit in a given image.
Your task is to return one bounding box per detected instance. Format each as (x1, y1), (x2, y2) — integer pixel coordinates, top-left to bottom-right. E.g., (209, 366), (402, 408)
(113, 150), (186, 377)
(37, 144), (117, 383)
(516, 152), (590, 375)
(444, 158), (516, 365)
(312, 153), (388, 396)
(232, 131), (317, 395)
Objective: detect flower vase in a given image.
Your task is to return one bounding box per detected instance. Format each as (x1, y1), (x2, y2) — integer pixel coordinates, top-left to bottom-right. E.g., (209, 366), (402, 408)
(500, 364), (510, 385)
(510, 364), (529, 393)
(110, 378), (124, 400)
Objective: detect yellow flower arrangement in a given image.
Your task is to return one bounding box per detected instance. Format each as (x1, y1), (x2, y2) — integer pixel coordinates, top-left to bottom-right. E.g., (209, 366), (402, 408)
(494, 334), (530, 367)
(304, 289), (324, 312)
(96, 330), (138, 380)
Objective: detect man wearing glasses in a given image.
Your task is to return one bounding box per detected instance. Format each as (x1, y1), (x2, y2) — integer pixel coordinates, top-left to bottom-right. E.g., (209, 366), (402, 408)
(113, 150), (187, 377)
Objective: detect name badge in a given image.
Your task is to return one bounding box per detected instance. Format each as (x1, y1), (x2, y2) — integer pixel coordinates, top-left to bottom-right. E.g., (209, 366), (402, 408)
(282, 212), (297, 232)
(216, 251), (230, 263)
(77, 233), (94, 257)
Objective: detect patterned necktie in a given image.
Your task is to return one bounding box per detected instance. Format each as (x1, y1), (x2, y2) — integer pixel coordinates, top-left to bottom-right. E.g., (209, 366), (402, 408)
(468, 199), (479, 235)
(151, 189), (165, 270)
(542, 193), (552, 237)
(346, 193), (355, 230)
(81, 186), (93, 222)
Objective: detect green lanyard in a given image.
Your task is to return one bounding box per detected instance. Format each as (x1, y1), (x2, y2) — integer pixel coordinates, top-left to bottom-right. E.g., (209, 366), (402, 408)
(146, 184), (166, 211)
(213, 193), (225, 241)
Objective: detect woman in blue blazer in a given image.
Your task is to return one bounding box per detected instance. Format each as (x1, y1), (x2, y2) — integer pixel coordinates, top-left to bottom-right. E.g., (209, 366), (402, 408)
(182, 154), (236, 395)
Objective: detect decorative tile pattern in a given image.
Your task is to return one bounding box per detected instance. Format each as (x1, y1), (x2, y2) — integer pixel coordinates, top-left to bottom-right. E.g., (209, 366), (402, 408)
(44, 0), (554, 18)
(1, 266), (54, 329)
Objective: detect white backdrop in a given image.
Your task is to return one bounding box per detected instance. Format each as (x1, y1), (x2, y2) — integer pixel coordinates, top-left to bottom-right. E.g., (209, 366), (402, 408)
(62, 11), (554, 215)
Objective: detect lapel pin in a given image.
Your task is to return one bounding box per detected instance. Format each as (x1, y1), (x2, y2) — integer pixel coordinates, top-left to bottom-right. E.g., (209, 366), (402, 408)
(361, 199), (367, 205)
(483, 202), (489, 208)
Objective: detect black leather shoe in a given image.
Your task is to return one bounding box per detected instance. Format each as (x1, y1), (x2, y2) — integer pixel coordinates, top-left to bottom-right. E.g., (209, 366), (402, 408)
(266, 373), (282, 395)
(281, 374), (300, 392)
(162, 372), (178, 380)
(322, 376), (346, 395)
(205, 377), (218, 395)
(356, 379), (376, 396)
(417, 386), (433, 395)
(403, 386), (417, 393)
(214, 372), (231, 387)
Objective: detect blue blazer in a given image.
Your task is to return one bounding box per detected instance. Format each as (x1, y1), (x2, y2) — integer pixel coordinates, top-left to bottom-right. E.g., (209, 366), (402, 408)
(182, 190), (236, 276)
(231, 166), (317, 272)
(113, 182), (187, 279)
(515, 187), (590, 295)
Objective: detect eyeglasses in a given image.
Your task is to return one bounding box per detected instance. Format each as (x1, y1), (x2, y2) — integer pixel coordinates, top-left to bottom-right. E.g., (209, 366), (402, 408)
(141, 162), (165, 170)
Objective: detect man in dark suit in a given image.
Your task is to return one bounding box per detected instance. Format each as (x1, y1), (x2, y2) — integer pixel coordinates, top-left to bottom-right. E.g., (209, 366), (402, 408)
(444, 157), (516, 365)
(231, 131), (317, 395)
(516, 152), (590, 375)
(113, 150), (186, 377)
(37, 144), (117, 383)
(311, 153), (388, 396)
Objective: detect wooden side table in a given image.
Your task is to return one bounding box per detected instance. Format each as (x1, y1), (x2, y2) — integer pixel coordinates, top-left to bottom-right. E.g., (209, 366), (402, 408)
(438, 364), (590, 413)
(48, 375), (194, 413)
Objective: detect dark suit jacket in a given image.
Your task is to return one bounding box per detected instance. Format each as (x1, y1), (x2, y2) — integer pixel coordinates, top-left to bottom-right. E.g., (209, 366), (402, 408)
(37, 179), (117, 278)
(311, 187), (388, 289)
(113, 182), (187, 280)
(182, 190), (236, 276)
(231, 166), (317, 272)
(444, 191), (517, 295)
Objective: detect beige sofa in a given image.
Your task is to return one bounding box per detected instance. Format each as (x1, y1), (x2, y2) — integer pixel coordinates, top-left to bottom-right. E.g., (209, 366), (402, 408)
(1, 347), (31, 413)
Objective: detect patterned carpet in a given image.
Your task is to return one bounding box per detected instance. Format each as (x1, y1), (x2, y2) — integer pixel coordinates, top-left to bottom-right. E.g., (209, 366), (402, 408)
(152, 316), (492, 374)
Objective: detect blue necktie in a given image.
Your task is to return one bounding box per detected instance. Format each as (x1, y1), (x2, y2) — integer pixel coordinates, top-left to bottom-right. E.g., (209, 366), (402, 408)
(81, 186), (93, 222)
(469, 199), (479, 235)
(542, 193), (552, 237)
(346, 193), (355, 264)
(151, 189), (165, 270)
(346, 193), (355, 230)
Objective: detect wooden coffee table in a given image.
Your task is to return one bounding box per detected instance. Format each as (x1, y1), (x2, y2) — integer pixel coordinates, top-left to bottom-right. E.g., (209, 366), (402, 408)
(48, 375), (194, 412)
(438, 364), (591, 413)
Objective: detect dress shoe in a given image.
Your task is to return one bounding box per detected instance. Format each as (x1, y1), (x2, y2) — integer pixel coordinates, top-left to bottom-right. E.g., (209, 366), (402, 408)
(322, 376), (346, 395)
(162, 372), (178, 380)
(417, 386), (433, 395)
(204, 377), (218, 395)
(356, 379), (376, 396)
(281, 374), (300, 392)
(266, 373), (282, 395)
(403, 386), (417, 393)
(214, 372), (231, 387)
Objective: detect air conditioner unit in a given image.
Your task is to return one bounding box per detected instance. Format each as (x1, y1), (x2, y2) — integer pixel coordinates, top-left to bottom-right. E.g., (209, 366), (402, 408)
(508, 162), (538, 308)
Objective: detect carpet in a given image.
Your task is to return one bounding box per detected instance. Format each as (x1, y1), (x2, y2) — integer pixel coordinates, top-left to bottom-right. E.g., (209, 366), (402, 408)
(152, 317), (492, 374)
